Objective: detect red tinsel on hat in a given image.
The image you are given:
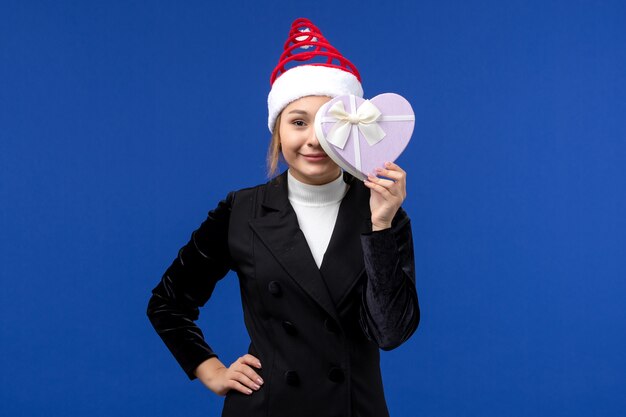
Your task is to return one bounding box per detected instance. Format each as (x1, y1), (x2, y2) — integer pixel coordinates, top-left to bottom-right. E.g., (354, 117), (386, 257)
(270, 18), (361, 86)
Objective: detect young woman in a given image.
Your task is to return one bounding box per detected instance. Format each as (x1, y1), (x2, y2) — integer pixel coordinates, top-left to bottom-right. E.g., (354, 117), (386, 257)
(147, 18), (420, 417)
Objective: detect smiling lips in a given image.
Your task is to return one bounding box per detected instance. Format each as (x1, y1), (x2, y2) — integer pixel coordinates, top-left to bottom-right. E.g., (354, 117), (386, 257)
(301, 153), (329, 162)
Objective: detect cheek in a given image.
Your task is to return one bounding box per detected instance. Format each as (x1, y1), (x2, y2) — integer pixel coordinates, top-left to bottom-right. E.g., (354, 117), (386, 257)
(278, 131), (298, 156)
(279, 146), (288, 161)
(279, 139), (294, 163)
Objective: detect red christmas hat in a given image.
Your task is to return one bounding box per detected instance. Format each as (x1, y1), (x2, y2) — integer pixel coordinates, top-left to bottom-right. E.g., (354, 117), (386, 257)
(267, 18), (364, 132)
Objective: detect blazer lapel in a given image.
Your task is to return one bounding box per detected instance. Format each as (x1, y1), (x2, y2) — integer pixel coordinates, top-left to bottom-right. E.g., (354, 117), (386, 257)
(248, 171), (340, 322)
(319, 172), (372, 307)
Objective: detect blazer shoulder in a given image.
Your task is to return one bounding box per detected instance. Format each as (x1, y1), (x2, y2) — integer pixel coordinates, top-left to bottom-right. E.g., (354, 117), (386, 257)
(227, 171), (290, 211)
(228, 175), (278, 205)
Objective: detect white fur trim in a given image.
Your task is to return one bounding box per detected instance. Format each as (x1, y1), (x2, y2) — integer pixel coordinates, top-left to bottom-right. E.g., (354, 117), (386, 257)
(267, 65), (363, 132)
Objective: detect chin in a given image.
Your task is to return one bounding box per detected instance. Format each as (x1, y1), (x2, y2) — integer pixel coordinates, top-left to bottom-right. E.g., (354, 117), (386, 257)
(305, 169), (340, 183)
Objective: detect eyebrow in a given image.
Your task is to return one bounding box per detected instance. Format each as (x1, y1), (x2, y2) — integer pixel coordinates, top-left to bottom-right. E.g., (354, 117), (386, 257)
(287, 109), (309, 115)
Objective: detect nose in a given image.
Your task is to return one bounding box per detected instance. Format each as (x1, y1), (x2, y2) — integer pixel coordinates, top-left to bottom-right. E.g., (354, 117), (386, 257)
(306, 127), (321, 147)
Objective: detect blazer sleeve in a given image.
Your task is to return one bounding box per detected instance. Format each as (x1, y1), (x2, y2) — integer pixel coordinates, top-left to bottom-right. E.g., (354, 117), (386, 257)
(358, 207), (420, 350)
(146, 191), (235, 380)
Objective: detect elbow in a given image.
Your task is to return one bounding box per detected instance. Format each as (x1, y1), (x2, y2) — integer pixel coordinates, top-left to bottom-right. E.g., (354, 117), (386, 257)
(378, 304), (420, 351)
(146, 295), (157, 325)
(359, 280), (421, 351)
(146, 292), (164, 326)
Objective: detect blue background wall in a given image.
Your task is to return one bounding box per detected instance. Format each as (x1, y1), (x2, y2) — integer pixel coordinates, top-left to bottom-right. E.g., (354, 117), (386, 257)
(1, 1), (625, 416)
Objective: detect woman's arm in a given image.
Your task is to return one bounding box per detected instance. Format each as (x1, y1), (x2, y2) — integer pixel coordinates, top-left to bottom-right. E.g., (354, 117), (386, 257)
(147, 191), (265, 395)
(146, 192), (235, 380)
(360, 162), (420, 350)
(359, 209), (420, 350)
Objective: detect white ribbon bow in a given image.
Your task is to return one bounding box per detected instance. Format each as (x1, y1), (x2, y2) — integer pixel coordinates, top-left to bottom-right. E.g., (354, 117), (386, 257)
(326, 100), (386, 149)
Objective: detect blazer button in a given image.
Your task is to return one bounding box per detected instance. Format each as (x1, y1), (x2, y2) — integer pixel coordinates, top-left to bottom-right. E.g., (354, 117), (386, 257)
(282, 320), (298, 336)
(268, 281), (282, 296)
(284, 370), (300, 386)
(328, 367), (345, 383)
(324, 317), (339, 333)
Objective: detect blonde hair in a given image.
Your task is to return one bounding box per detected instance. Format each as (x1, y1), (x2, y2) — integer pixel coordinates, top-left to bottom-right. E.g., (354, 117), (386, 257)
(266, 113), (283, 177)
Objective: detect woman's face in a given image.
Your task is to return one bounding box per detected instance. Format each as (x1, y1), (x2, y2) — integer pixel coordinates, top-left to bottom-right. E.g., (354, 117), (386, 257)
(279, 95), (341, 185)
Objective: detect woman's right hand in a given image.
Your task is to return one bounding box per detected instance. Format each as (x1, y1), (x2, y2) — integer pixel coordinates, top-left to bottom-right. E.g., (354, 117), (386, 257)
(194, 355), (264, 396)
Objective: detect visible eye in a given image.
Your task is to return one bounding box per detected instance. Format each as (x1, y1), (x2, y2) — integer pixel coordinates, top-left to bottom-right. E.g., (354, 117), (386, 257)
(292, 120), (307, 127)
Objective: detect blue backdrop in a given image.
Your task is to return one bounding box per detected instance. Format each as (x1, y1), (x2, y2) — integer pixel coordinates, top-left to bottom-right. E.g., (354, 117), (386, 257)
(1, 1), (625, 416)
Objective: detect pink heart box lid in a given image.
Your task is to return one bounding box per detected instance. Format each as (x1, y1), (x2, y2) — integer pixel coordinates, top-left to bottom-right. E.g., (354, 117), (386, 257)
(314, 93), (415, 181)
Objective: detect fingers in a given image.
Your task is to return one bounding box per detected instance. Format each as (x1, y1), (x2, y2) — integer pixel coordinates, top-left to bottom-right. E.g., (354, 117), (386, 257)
(236, 355), (264, 385)
(368, 175), (396, 190)
(228, 355), (264, 395)
(240, 354), (262, 369)
(365, 174), (405, 199)
(227, 378), (257, 395)
(364, 176), (395, 198)
(381, 160), (406, 174)
(374, 167), (404, 183)
(374, 162), (406, 184)
(365, 162), (407, 199)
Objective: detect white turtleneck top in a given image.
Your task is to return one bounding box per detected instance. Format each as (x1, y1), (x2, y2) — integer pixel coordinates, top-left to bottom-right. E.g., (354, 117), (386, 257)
(287, 170), (349, 268)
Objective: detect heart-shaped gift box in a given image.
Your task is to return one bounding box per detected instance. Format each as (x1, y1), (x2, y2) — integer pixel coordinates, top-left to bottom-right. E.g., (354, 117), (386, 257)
(314, 93), (415, 181)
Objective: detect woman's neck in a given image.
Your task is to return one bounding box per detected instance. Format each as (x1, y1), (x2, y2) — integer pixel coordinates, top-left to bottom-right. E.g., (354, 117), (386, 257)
(287, 170), (348, 207)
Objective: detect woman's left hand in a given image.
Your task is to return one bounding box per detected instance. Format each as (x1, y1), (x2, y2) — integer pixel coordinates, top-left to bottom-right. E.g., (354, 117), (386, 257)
(363, 161), (407, 231)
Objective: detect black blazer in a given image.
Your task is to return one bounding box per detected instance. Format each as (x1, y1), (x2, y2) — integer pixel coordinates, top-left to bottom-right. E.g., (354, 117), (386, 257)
(147, 171), (420, 417)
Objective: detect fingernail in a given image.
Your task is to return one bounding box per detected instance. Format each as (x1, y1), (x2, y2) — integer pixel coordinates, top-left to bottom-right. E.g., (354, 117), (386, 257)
(253, 384), (260, 390)
(257, 377), (264, 384)
(247, 389), (253, 394)
(257, 362), (262, 368)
